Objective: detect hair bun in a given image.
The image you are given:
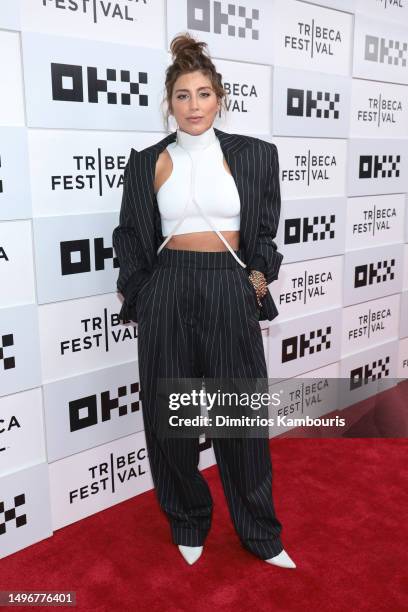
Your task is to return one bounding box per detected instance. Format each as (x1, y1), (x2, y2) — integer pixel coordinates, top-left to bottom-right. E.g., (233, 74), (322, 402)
(170, 32), (209, 62)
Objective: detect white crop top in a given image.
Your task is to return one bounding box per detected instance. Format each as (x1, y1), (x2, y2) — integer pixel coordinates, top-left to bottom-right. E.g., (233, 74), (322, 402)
(156, 125), (246, 267)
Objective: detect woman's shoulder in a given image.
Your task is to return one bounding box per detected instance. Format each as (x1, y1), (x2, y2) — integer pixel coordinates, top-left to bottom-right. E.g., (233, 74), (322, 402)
(220, 131), (276, 161)
(243, 134), (277, 154)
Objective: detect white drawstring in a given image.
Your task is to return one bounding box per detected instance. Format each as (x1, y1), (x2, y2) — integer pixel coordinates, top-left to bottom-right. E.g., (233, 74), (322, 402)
(156, 145), (247, 268)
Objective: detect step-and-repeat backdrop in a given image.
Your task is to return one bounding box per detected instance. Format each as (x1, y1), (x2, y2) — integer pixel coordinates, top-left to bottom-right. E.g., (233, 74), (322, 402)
(1, 0), (408, 559)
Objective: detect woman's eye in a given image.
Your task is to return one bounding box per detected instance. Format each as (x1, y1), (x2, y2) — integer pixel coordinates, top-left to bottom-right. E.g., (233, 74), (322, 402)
(176, 92), (211, 100)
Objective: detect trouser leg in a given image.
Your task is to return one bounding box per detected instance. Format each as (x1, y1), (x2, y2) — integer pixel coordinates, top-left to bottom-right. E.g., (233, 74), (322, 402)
(211, 437), (283, 559)
(136, 263), (213, 546)
(196, 263), (284, 559)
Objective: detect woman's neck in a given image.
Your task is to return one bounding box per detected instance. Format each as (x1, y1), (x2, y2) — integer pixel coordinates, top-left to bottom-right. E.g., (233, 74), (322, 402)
(176, 124), (217, 151)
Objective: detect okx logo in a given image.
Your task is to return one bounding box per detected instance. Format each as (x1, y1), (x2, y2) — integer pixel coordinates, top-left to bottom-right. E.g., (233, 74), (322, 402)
(285, 214), (335, 245)
(365, 34), (407, 66)
(0, 494), (27, 535)
(60, 237), (119, 275)
(282, 326), (332, 363)
(354, 258), (395, 288)
(188, 1), (260, 39)
(287, 88), (340, 119)
(69, 382), (141, 432)
(51, 63), (148, 106)
(350, 355), (390, 390)
(359, 154), (400, 179)
(1, 334), (15, 370)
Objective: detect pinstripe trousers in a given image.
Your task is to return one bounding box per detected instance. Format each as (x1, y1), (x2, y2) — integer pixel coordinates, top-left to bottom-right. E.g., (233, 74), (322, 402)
(136, 246), (283, 560)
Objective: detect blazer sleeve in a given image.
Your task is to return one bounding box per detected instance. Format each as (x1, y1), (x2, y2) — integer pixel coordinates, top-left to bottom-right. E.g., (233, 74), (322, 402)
(112, 149), (152, 316)
(248, 141), (284, 285)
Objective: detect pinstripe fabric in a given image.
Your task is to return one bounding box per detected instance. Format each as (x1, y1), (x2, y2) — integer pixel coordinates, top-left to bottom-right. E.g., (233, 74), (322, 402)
(136, 246), (283, 560)
(112, 128), (284, 324)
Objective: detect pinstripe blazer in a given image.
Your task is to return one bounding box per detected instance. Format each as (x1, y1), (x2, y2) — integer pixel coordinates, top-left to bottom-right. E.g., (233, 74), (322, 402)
(112, 127), (284, 323)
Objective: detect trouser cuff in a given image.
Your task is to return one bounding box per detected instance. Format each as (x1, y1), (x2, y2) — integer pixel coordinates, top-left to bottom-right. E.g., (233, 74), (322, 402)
(171, 527), (208, 547)
(241, 537), (284, 560)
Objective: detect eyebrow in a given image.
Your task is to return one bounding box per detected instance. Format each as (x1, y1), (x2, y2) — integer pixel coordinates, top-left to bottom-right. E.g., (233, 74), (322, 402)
(174, 86), (213, 93)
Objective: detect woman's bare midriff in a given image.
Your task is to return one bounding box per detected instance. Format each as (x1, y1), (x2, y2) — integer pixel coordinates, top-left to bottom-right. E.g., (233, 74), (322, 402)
(155, 148), (240, 252)
(163, 230), (240, 251)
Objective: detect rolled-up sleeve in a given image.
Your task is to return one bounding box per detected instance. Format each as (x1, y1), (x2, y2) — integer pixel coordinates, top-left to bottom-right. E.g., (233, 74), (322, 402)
(248, 142), (284, 285)
(112, 149), (151, 319)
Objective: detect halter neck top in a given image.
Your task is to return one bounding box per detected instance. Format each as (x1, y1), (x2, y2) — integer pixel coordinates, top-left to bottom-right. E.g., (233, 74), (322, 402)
(156, 125), (245, 267)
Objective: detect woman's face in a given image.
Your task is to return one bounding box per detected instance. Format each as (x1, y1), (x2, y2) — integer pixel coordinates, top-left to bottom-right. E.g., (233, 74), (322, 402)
(170, 70), (220, 135)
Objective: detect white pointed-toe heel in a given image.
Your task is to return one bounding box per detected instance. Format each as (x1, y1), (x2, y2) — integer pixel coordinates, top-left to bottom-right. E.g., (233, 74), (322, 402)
(178, 544), (203, 565)
(265, 549), (296, 569)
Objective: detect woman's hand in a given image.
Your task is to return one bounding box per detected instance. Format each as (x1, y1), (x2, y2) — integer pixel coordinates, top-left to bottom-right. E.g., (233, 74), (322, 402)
(248, 270), (268, 307)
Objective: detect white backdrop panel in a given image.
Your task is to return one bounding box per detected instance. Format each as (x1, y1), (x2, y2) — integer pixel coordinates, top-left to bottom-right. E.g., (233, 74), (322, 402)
(403, 244), (408, 290)
(167, 0), (276, 65)
(272, 67), (351, 137)
(356, 0), (408, 23)
(0, 0), (21, 30)
(268, 307), (342, 379)
(38, 293), (137, 382)
(343, 243), (404, 306)
(350, 78), (408, 139)
(341, 292), (401, 357)
(0, 128), (31, 221)
(0, 462), (52, 560)
(400, 291), (408, 338)
(0, 388), (46, 478)
(0, 220), (36, 308)
(347, 139), (408, 197)
(28, 130), (163, 217)
(0, 31), (25, 126)
(345, 193), (406, 251)
(270, 0), (353, 76)
(268, 361), (341, 438)
(338, 339), (399, 409)
(275, 137), (347, 199)
(300, 0), (355, 12)
(21, 0), (165, 47)
(397, 337), (408, 379)
(44, 360), (143, 462)
(405, 195), (408, 242)
(33, 213), (119, 303)
(0, 304), (42, 398)
(214, 58), (272, 134)
(21, 32), (168, 130)
(353, 13), (408, 85)
(49, 430), (153, 530)
(277, 197), (347, 264)
(274, 255), (343, 322)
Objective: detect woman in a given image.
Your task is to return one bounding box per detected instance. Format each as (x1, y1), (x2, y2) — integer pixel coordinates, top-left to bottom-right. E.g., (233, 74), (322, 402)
(112, 33), (296, 569)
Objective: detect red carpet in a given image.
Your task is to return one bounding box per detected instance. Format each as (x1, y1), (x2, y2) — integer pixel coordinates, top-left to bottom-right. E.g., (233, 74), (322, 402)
(1, 389), (407, 611)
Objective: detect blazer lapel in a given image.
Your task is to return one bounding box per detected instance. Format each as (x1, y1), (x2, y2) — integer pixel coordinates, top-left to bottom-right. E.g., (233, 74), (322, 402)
(213, 127), (258, 268)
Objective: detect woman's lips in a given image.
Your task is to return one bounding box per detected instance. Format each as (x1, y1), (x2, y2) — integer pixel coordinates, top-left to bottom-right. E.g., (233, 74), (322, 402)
(188, 117), (203, 122)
